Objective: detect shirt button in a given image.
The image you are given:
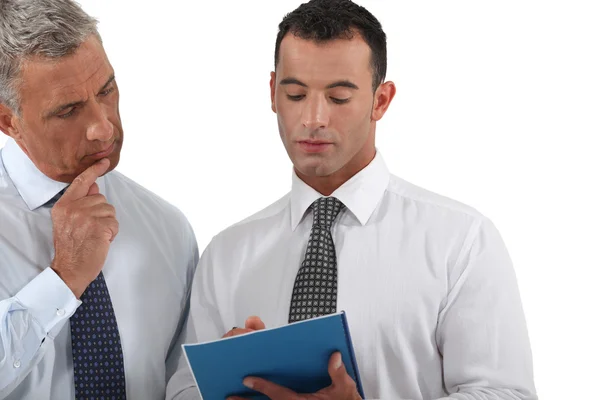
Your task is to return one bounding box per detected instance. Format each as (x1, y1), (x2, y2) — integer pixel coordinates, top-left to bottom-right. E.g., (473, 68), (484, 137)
(13, 360), (21, 368)
(56, 309), (65, 316)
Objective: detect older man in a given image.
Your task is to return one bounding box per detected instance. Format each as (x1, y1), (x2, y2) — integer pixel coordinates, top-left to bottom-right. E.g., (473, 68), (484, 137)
(0, 1), (197, 399)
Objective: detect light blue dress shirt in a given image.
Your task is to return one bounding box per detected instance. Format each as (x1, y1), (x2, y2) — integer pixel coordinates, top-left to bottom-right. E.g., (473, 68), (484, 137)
(0, 139), (199, 400)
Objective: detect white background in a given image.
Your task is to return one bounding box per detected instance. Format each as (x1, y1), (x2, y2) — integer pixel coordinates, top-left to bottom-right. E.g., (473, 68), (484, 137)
(2, 1), (599, 398)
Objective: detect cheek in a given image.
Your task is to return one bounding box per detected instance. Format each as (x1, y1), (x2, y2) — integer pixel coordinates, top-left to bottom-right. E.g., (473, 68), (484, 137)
(21, 120), (57, 152)
(332, 107), (372, 151)
(277, 116), (297, 152)
(41, 123), (86, 154)
(106, 96), (121, 121)
(27, 135), (78, 170)
(276, 104), (300, 139)
(334, 104), (367, 134)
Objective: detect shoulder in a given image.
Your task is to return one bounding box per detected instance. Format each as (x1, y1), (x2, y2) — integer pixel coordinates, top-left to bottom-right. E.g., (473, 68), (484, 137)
(208, 192), (290, 249)
(106, 170), (193, 234)
(386, 174), (484, 220)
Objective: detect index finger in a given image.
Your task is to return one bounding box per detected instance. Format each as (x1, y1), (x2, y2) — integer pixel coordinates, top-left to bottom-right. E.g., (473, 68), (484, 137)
(61, 159), (110, 201)
(242, 377), (299, 400)
(245, 316), (266, 331)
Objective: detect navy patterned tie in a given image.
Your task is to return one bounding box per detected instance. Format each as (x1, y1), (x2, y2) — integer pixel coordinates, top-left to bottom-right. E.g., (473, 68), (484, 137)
(45, 189), (127, 399)
(289, 197), (344, 322)
(70, 272), (127, 399)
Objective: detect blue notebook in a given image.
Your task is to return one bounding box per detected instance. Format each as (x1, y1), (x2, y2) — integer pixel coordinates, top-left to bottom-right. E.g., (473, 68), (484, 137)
(183, 311), (364, 400)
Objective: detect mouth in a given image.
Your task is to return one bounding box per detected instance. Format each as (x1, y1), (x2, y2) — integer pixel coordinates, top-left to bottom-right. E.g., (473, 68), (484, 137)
(88, 141), (116, 159)
(297, 140), (333, 153)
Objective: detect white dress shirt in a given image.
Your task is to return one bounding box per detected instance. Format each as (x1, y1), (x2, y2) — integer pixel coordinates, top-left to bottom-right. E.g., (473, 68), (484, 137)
(186, 151), (537, 400)
(0, 139), (199, 400)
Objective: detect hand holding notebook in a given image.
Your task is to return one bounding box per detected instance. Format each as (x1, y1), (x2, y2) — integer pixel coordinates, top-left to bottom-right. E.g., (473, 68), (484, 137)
(226, 351), (361, 400)
(183, 311), (364, 400)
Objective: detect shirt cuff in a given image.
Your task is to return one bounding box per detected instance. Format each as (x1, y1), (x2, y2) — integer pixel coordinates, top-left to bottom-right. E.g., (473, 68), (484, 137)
(14, 267), (82, 334)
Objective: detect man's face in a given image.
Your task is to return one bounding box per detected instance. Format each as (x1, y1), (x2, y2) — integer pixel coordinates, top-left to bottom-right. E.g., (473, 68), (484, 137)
(271, 33), (392, 184)
(1, 35), (123, 183)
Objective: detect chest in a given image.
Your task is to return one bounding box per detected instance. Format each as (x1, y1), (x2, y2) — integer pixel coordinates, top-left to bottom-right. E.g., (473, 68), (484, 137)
(0, 205), (188, 345)
(219, 220), (449, 334)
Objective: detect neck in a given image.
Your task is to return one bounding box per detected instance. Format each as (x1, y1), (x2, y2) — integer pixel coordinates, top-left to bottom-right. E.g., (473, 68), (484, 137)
(296, 148), (376, 196)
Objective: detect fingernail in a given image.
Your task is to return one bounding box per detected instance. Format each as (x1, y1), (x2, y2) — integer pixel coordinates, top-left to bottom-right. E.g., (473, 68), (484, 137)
(243, 378), (254, 389)
(335, 353), (343, 369)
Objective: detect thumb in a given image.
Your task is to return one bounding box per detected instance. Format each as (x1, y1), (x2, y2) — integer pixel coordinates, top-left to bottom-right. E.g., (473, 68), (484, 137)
(87, 182), (100, 196)
(328, 352), (348, 384)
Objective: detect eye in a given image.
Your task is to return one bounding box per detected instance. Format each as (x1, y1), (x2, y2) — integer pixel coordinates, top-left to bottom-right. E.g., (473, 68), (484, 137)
(56, 107), (77, 119)
(287, 94), (305, 101)
(330, 97), (350, 105)
(99, 86), (115, 97)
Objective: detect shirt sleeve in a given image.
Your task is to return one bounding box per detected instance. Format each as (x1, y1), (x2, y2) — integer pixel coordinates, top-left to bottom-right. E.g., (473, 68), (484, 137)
(164, 318), (201, 400)
(433, 217), (538, 399)
(189, 240), (228, 342)
(166, 240), (226, 400)
(165, 217), (201, 400)
(0, 267), (80, 394)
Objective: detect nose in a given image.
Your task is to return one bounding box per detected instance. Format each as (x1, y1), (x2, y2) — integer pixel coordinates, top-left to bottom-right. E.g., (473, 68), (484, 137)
(302, 94), (329, 131)
(86, 102), (113, 142)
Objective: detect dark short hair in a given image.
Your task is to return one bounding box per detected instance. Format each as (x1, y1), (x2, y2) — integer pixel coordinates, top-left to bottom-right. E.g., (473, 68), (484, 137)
(275, 0), (387, 92)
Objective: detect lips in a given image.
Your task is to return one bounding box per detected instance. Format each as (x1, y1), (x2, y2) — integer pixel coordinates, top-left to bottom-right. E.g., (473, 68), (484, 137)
(88, 141), (116, 158)
(297, 140), (333, 153)
(297, 138), (334, 145)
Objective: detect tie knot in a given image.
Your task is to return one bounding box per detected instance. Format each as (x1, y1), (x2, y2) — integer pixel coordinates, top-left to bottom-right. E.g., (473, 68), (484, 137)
(311, 197), (344, 229)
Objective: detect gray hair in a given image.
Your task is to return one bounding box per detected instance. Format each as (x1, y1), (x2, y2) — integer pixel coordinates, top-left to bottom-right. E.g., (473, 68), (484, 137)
(0, 0), (100, 113)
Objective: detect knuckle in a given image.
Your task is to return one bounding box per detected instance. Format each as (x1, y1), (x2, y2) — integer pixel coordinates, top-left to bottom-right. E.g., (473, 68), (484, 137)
(72, 175), (85, 187)
(103, 226), (114, 238)
(71, 209), (86, 222)
(87, 219), (99, 231)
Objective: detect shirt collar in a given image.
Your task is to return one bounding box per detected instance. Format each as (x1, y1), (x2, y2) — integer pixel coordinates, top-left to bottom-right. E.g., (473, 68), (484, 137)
(1, 138), (106, 210)
(290, 150), (390, 230)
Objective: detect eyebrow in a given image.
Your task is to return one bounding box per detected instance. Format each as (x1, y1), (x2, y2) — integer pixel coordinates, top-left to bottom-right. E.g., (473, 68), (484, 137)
(279, 77), (359, 90)
(98, 75), (116, 94)
(280, 77), (308, 87)
(326, 80), (359, 90)
(46, 74), (116, 118)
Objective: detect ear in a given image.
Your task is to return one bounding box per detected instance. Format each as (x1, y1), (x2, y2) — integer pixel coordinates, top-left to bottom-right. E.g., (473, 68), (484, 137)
(0, 103), (22, 140)
(371, 81), (396, 122)
(270, 71), (277, 113)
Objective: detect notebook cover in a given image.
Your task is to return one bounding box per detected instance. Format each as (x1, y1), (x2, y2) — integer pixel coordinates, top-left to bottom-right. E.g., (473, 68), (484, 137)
(183, 311), (364, 399)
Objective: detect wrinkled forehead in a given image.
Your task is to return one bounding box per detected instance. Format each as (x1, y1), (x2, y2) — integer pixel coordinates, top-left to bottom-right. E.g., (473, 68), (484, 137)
(18, 36), (113, 112)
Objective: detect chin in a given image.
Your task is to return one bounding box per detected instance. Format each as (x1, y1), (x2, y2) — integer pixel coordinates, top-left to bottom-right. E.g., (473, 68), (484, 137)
(295, 162), (336, 178)
(106, 152), (121, 172)
(102, 139), (123, 172)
